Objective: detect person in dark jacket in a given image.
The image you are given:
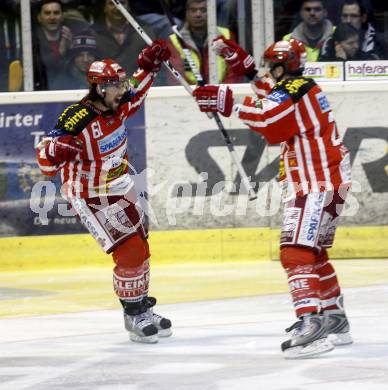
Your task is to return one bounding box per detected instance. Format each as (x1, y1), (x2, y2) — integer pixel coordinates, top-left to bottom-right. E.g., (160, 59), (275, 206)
(90, 0), (158, 81)
(340, 0), (387, 59)
(52, 30), (98, 90)
(319, 23), (378, 61)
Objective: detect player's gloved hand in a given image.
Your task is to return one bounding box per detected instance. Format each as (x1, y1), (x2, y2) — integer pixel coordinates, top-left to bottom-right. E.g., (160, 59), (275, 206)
(193, 85), (234, 117)
(137, 39), (171, 73)
(45, 135), (83, 165)
(212, 36), (256, 79)
(252, 72), (275, 98)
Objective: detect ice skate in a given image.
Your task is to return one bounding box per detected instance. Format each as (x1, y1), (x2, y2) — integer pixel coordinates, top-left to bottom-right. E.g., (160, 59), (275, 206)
(144, 297), (172, 338)
(124, 311), (158, 344)
(324, 310), (353, 346)
(282, 314), (334, 359)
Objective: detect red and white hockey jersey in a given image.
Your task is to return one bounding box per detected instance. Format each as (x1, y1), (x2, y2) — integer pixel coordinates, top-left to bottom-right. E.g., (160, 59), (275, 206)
(36, 70), (154, 199)
(237, 76), (352, 201)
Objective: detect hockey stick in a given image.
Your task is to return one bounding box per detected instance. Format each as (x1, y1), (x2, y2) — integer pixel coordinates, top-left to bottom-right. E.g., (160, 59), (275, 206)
(110, 0), (256, 200)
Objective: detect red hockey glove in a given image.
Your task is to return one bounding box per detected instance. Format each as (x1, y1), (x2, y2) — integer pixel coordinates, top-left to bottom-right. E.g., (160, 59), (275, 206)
(193, 85), (234, 117)
(137, 39), (171, 73)
(212, 36), (256, 79)
(45, 135), (83, 165)
(252, 72), (275, 98)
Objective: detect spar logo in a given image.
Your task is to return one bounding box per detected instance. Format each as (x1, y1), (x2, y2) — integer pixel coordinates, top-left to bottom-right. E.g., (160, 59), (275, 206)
(306, 194), (324, 241)
(98, 127), (126, 154)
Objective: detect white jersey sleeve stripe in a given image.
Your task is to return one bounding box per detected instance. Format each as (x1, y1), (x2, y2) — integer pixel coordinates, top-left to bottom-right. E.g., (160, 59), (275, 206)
(294, 136), (309, 194)
(295, 103), (319, 192)
(303, 94), (333, 189)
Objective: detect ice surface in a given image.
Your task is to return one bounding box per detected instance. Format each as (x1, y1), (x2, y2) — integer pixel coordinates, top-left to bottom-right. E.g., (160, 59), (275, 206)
(1, 285), (388, 390)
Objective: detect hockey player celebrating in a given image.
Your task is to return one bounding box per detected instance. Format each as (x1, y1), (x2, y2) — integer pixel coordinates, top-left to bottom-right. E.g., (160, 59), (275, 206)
(36, 41), (172, 344)
(193, 37), (353, 358)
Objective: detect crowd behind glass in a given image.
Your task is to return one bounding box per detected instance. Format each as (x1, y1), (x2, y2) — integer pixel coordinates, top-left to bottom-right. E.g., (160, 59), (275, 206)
(1, 0), (388, 92)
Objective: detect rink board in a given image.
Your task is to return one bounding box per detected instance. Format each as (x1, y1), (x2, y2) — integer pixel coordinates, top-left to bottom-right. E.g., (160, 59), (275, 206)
(1, 225), (388, 273)
(0, 83), (387, 260)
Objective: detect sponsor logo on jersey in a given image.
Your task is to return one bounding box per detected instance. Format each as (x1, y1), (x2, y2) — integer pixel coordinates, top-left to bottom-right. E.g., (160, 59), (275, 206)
(61, 107), (90, 131)
(107, 163), (127, 182)
(98, 127), (126, 154)
(316, 92), (330, 113)
(267, 90), (289, 104)
(284, 79), (309, 94)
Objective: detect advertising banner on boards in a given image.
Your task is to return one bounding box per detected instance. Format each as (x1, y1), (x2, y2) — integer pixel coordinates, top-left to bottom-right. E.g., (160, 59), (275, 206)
(0, 102), (146, 236)
(304, 62), (344, 82)
(145, 85), (388, 231)
(1, 83), (388, 237)
(345, 60), (388, 81)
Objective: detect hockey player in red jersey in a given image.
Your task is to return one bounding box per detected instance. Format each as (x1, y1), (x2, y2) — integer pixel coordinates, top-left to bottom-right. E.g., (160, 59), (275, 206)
(193, 37), (353, 358)
(36, 41), (172, 344)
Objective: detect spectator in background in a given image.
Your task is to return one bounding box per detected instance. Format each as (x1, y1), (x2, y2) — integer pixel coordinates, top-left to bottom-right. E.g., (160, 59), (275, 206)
(0, 2), (20, 92)
(319, 23), (378, 61)
(340, 0), (387, 59)
(129, 0), (184, 40)
(33, 0), (75, 90)
(52, 30), (98, 90)
(60, 0), (91, 32)
(166, 0), (242, 85)
(91, 0), (157, 81)
(283, 0), (334, 62)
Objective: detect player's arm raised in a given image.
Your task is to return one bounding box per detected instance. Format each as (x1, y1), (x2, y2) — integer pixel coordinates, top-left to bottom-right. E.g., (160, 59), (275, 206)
(212, 36), (274, 98)
(123, 40), (171, 117)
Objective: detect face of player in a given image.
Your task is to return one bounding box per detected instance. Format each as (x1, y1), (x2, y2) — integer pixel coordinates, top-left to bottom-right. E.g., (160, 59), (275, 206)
(102, 80), (129, 111)
(339, 35), (360, 59)
(300, 1), (326, 27)
(341, 4), (366, 31)
(74, 52), (96, 73)
(186, 1), (207, 31)
(262, 60), (285, 83)
(104, 0), (128, 24)
(38, 2), (64, 32)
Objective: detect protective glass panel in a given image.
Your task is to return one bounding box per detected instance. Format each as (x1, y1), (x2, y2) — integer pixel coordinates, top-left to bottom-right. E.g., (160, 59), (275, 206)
(273, 0), (388, 61)
(0, 2), (22, 92)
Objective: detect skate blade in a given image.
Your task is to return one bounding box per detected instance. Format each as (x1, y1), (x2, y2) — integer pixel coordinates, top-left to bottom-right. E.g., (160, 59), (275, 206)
(328, 332), (353, 346)
(283, 338), (334, 359)
(129, 333), (158, 344)
(157, 328), (172, 338)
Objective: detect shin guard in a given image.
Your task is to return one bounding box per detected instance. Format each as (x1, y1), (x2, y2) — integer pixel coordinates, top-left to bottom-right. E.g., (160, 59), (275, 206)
(315, 250), (341, 311)
(281, 247), (320, 317)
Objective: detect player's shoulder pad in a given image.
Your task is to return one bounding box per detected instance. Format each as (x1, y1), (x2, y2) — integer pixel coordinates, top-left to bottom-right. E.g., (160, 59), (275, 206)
(277, 76), (316, 103)
(54, 102), (98, 134)
(266, 87), (291, 105)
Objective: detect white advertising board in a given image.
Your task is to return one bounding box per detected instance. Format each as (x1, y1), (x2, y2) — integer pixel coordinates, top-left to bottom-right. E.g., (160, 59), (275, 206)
(304, 62), (344, 82)
(345, 60), (388, 81)
(145, 83), (388, 230)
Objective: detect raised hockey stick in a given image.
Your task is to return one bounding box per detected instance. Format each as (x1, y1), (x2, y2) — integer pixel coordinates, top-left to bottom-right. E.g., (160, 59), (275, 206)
(111, 0), (256, 200)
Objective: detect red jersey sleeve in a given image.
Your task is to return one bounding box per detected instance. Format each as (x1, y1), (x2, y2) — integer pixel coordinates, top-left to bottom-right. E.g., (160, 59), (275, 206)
(35, 138), (63, 176)
(237, 89), (299, 144)
(122, 68), (155, 118)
